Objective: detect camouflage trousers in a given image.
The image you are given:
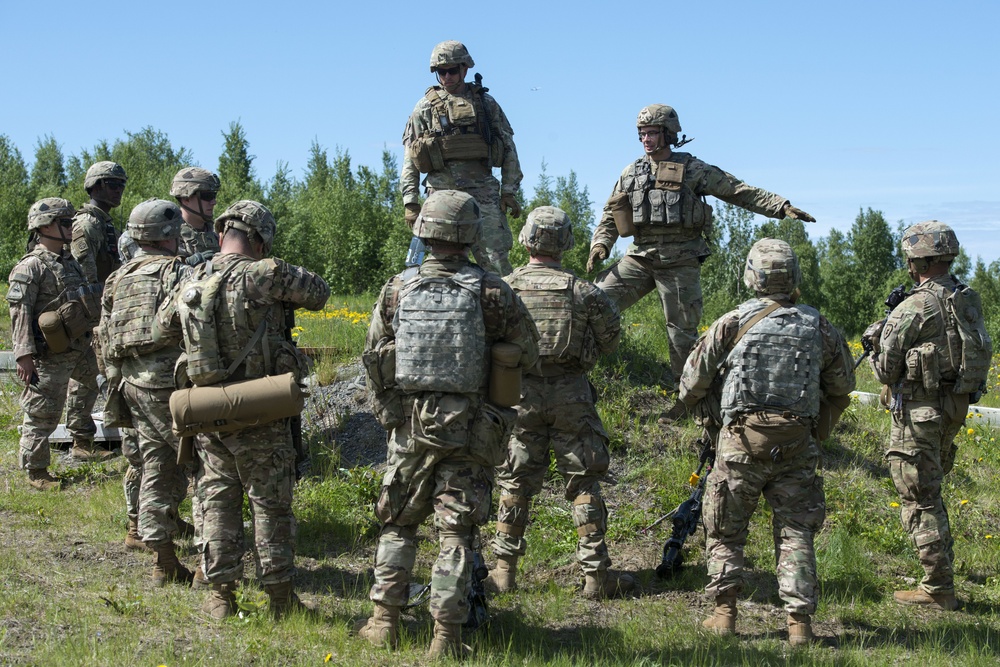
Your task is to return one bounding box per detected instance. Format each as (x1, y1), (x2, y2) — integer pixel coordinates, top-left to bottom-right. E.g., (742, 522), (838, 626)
(703, 413), (825, 614)
(197, 419), (296, 585)
(121, 427), (141, 523)
(122, 383), (188, 544)
(492, 374), (613, 575)
(18, 348), (98, 470)
(430, 184), (512, 276)
(370, 419), (493, 624)
(595, 255), (702, 382)
(887, 398), (964, 594)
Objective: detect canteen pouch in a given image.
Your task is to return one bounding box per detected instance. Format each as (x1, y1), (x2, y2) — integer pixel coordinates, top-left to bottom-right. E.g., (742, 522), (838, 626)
(608, 191), (636, 237)
(38, 311), (70, 354)
(170, 372), (305, 437)
(489, 342), (522, 407)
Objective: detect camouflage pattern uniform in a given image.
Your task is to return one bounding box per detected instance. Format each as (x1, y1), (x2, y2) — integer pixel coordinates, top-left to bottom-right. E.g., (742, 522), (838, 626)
(72, 202), (121, 285)
(7, 247), (100, 470)
(401, 44), (522, 276)
(364, 253), (538, 625)
(492, 261), (622, 577)
(679, 240), (854, 618)
(121, 217), (219, 262)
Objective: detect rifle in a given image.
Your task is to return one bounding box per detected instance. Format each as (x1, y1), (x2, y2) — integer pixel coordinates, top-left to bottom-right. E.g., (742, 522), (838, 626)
(653, 430), (715, 579)
(404, 541), (490, 632)
(284, 304), (310, 480)
(854, 285), (909, 369)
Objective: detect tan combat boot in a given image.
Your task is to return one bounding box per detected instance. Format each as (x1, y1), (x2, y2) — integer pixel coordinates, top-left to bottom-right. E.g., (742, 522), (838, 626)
(427, 621), (471, 660)
(150, 542), (194, 587)
(70, 439), (116, 462)
(353, 602), (401, 649)
(202, 582), (238, 620)
(583, 570), (635, 600)
(27, 468), (60, 491)
(265, 580), (313, 618)
(893, 588), (959, 611)
(487, 555), (518, 593)
(192, 565), (210, 589)
(702, 591), (738, 636)
(787, 613), (813, 646)
(124, 518), (152, 552)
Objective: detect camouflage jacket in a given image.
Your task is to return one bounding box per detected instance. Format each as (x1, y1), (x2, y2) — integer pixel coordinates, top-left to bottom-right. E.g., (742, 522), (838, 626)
(100, 250), (192, 389)
(71, 203), (121, 284)
(401, 84), (522, 205)
(157, 252), (330, 382)
(679, 296), (855, 419)
(505, 261), (620, 376)
(179, 220), (220, 258)
(6, 247), (92, 359)
(592, 153), (789, 265)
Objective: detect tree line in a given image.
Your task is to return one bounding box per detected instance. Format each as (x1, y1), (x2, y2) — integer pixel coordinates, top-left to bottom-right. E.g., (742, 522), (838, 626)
(1, 123), (997, 342)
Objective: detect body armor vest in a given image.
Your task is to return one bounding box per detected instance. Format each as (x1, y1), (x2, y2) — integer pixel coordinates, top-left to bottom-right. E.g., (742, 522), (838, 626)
(419, 86), (502, 166)
(625, 153), (713, 239)
(106, 256), (178, 358)
(507, 266), (588, 373)
(721, 299), (823, 425)
(393, 265), (487, 393)
(27, 249), (83, 314)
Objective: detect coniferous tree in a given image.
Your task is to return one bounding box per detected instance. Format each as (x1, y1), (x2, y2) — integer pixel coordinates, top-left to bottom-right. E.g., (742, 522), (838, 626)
(217, 121), (264, 208)
(0, 136), (32, 276)
(30, 135), (67, 199)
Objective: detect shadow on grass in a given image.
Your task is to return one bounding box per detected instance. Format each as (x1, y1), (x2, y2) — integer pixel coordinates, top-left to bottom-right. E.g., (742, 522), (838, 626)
(839, 615), (1000, 654)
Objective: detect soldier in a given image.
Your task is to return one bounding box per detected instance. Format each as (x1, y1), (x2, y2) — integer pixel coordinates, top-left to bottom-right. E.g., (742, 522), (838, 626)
(8, 198), (111, 490)
(157, 201), (329, 618)
(588, 105), (815, 419)
(679, 239), (855, 645)
(100, 199), (194, 584)
(864, 221), (992, 611)
(401, 40), (523, 276)
(356, 190), (538, 658)
(487, 206), (633, 599)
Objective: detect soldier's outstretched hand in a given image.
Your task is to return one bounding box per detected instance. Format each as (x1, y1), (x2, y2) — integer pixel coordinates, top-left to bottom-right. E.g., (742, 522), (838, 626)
(783, 203), (816, 222)
(587, 245), (608, 273)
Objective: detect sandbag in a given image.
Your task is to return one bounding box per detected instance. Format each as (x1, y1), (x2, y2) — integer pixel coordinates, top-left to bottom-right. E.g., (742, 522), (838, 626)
(489, 342), (522, 407)
(170, 372), (306, 437)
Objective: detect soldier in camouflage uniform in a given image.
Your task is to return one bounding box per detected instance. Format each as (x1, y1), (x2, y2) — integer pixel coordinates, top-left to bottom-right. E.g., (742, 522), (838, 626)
(100, 199), (194, 585)
(157, 200), (329, 618)
(487, 206), (633, 599)
(7, 199), (111, 490)
(679, 239), (855, 645)
(588, 105), (815, 417)
(357, 190), (538, 659)
(864, 221), (992, 611)
(402, 40), (523, 276)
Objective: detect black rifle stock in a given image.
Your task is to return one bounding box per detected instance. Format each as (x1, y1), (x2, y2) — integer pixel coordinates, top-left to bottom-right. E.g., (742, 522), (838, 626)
(655, 431), (716, 579)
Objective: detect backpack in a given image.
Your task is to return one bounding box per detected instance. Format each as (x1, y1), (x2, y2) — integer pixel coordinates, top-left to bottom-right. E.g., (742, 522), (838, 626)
(940, 282), (993, 399)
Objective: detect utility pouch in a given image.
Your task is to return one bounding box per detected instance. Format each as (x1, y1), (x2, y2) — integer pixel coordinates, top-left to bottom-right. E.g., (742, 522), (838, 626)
(170, 372), (306, 437)
(410, 137), (446, 173)
(736, 412), (809, 462)
(918, 343), (941, 392)
(362, 338), (396, 392)
(654, 161), (684, 191)
(608, 191), (636, 237)
(904, 346), (923, 383)
(488, 343), (522, 407)
(440, 133), (490, 161)
(445, 96), (477, 125)
(38, 311), (70, 354)
(102, 380), (132, 429)
(469, 401), (516, 467)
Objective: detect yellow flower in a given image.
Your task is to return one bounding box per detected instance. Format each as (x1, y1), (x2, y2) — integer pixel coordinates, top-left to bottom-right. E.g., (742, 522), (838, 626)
(324, 655), (333, 663)
(967, 428), (975, 435)
(960, 499), (970, 506)
(890, 502), (900, 508)
(987, 535), (994, 539)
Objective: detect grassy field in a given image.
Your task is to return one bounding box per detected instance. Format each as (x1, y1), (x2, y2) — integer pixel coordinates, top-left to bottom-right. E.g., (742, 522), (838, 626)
(2, 291), (1000, 666)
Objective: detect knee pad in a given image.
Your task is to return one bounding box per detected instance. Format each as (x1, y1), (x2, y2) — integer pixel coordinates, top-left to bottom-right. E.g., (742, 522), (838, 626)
(496, 494), (529, 538)
(573, 493), (607, 537)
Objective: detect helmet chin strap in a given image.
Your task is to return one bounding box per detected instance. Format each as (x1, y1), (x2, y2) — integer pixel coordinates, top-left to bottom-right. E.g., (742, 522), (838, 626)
(179, 201), (212, 226)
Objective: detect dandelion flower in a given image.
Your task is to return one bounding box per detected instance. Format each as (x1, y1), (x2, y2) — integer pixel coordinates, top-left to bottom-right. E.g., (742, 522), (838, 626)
(961, 499), (970, 506)
(325, 655), (333, 663)
(967, 428), (975, 435)
(890, 502), (900, 508)
(987, 535), (994, 539)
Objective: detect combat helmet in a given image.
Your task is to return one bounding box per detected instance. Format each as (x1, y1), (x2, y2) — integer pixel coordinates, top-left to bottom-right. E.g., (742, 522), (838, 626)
(169, 167), (220, 198)
(214, 200), (276, 250)
(519, 206), (575, 258)
(636, 104), (682, 134)
(430, 41), (474, 71)
(127, 198), (182, 242)
(413, 190), (481, 245)
(743, 238), (801, 295)
(84, 161), (128, 190)
(901, 220), (959, 262)
(28, 198), (75, 230)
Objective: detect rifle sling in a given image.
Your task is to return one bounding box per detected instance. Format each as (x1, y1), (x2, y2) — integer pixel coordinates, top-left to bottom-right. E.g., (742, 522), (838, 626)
(732, 298), (788, 348)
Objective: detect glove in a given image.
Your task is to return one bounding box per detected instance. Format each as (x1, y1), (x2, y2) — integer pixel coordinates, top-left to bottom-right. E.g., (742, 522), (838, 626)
(862, 320), (885, 354)
(185, 251), (215, 266)
(404, 203), (420, 229)
(500, 193), (522, 218)
(586, 245), (608, 273)
(782, 203), (816, 223)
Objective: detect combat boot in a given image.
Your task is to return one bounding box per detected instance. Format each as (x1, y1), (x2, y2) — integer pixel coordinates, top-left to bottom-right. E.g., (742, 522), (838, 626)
(893, 588), (959, 611)
(202, 582), (238, 620)
(27, 468), (60, 491)
(787, 613), (813, 646)
(150, 542), (194, 587)
(265, 580), (312, 618)
(192, 565), (210, 589)
(582, 570), (635, 600)
(124, 518), (152, 552)
(702, 591), (738, 636)
(487, 555), (518, 593)
(70, 439), (116, 462)
(353, 602), (401, 649)
(427, 621), (471, 660)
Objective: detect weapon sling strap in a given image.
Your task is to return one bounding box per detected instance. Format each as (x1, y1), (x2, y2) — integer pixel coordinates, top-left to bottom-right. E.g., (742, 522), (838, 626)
(732, 297), (789, 347)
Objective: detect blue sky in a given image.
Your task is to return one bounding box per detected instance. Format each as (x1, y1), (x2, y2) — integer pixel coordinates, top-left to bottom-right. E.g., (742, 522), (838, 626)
(4, 1), (999, 264)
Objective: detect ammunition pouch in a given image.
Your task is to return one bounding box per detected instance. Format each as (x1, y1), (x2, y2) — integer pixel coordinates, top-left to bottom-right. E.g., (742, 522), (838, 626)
(905, 342), (942, 394)
(608, 191), (635, 238)
(440, 133), (490, 161)
(469, 400), (515, 468)
(169, 372), (306, 437)
(488, 343), (522, 407)
(38, 311), (70, 354)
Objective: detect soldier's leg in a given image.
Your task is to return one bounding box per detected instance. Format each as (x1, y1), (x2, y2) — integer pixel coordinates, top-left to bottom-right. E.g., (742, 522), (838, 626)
(121, 428), (142, 525)
(469, 188), (512, 276)
(594, 255), (656, 314)
(198, 432), (246, 584)
(18, 355), (73, 471)
(65, 347), (99, 445)
(652, 260), (703, 381)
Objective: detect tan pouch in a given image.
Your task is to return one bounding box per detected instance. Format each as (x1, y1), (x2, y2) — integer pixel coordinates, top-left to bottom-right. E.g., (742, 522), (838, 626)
(38, 311), (70, 354)
(440, 133), (490, 161)
(608, 191), (636, 237)
(170, 372), (306, 437)
(918, 343), (941, 392)
(735, 412), (809, 462)
(489, 343), (522, 407)
(56, 299), (92, 340)
(410, 137), (445, 173)
(655, 161), (684, 191)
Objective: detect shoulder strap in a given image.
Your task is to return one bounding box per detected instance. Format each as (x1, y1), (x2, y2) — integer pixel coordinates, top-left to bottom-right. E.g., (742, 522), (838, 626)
(733, 299), (787, 349)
